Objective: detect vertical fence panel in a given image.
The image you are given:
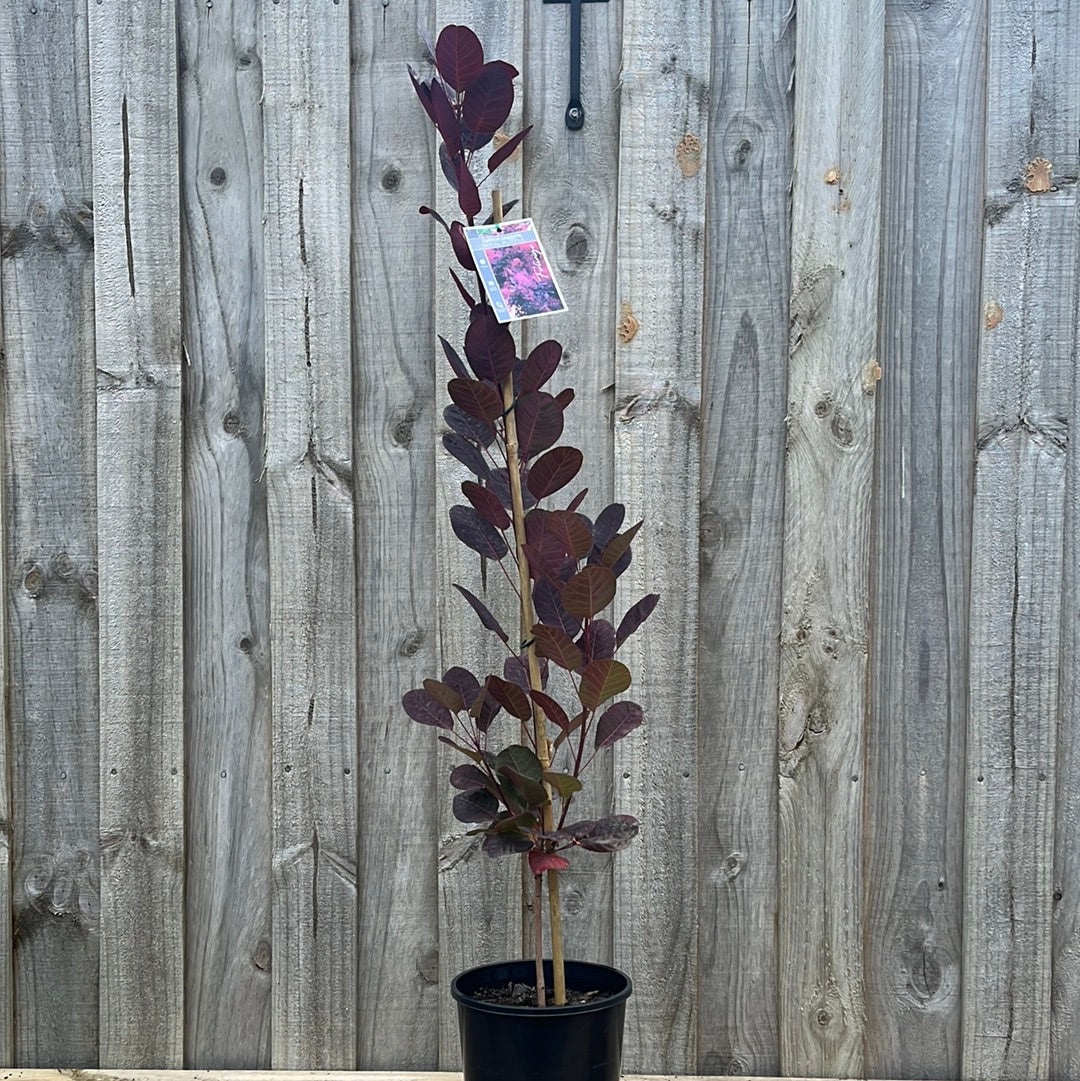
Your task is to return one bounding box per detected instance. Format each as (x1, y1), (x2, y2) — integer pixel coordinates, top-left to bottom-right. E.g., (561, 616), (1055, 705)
(88, 0), (185, 1065)
(962, 1), (1079, 1077)
(1053, 198), (1080, 1078)
(521, 0), (622, 968)
(179, 0), (272, 1064)
(262, 0), (356, 1067)
(863, 2), (986, 1075)
(0, 278), (10, 1067)
(353, 0), (442, 1070)
(613, 0), (708, 1071)
(778, 0), (884, 1074)
(696, 0), (792, 1073)
(428, 1), (525, 1068)
(0, 0), (99, 1065)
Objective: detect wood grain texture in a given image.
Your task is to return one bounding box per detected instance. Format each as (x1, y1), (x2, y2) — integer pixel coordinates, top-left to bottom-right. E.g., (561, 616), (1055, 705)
(696, 0), (792, 1073)
(521, 0), (622, 968)
(962, 2), (1078, 1077)
(1053, 195), (1080, 1080)
(613, 0), (708, 1071)
(261, 0), (356, 1067)
(863, 2), (986, 1075)
(88, 0), (185, 1065)
(179, 0), (272, 1065)
(0, 1072), (739, 1081)
(428, 1), (526, 1068)
(352, 0), (442, 1070)
(777, 0), (884, 1075)
(0, 202), (11, 1069)
(0, 0), (99, 1065)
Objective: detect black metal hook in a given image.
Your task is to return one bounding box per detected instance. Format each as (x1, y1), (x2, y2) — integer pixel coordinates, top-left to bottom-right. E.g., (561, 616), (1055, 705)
(543, 0), (610, 131)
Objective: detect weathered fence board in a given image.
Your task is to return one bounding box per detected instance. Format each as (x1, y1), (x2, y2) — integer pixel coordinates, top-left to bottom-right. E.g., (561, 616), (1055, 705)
(352, 0), (442, 1070)
(3, 0), (1080, 1073)
(613, 0), (708, 1072)
(88, 0), (185, 1066)
(178, 0), (272, 1065)
(0, 221), (11, 1069)
(262, 0), (356, 1068)
(0, 0), (99, 1065)
(696, 0), (792, 1072)
(778, 0), (884, 1074)
(863, 1), (985, 1075)
(961, 1), (1079, 1077)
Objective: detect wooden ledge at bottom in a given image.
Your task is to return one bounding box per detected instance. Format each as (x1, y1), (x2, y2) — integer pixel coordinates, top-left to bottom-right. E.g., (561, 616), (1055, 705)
(2, 1072), (767, 1081)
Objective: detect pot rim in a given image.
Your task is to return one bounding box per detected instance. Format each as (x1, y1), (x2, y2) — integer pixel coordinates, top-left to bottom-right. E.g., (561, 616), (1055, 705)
(450, 958), (632, 1017)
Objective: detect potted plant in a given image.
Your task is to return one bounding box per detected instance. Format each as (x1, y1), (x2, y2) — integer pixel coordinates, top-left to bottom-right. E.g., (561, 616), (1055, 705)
(402, 24), (658, 1081)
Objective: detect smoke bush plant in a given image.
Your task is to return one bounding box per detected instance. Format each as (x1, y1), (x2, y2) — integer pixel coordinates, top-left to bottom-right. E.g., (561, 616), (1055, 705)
(403, 24), (658, 1008)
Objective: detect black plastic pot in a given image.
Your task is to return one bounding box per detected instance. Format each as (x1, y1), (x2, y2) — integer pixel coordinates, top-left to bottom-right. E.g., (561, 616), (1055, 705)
(451, 959), (632, 1081)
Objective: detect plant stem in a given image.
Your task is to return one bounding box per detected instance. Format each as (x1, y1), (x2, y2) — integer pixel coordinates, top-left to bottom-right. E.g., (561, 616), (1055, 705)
(492, 189), (567, 1008)
(533, 873), (546, 1007)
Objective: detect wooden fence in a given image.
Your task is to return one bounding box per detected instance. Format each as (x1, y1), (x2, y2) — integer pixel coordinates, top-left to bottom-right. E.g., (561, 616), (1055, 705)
(1, 0), (1078, 1075)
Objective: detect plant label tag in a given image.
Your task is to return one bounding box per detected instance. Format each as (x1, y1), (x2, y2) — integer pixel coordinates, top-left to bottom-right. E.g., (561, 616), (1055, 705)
(463, 218), (568, 324)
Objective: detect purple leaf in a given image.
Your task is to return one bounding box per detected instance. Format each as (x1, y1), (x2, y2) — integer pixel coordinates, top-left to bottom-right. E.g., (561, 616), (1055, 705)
(448, 267), (477, 307)
(439, 335), (471, 380)
(423, 677), (464, 712)
(430, 80), (462, 157)
(529, 688), (570, 731)
(563, 814), (639, 852)
(527, 446), (583, 500)
(408, 67), (438, 125)
(594, 700), (643, 749)
(462, 480), (512, 530)
(482, 830), (533, 856)
(487, 125), (533, 174)
(601, 520), (643, 570)
(579, 619), (615, 663)
(450, 504), (509, 559)
(591, 503), (625, 553)
(561, 565), (617, 619)
(532, 623), (583, 672)
(487, 467), (535, 512)
(402, 688), (454, 729)
(515, 391), (564, 459)
(462, 61), (515, 134)
(419, 204), (451, 233)
(444, 403), (495, 447)
(443, 666), (482, 708)
(454, 583), (509, 644)
(485, 675), (532, 721)
(442, 432), (489, 478)
(533, 577), (581, 637)
(578, 659), (631, 710)
(448, 377), (504, 424)
(615, 593), (660, 646)
(455, 154), (482, 219)
(566, 489), (588, 513)
(465, 307), (516, 381)
(450, 220), (476, 271)
(504, 654), (548, 693)
(550, 509), (593, 560)
(435, 24), (484, 91)
(453, 789), (500, 823)
(519, 339), (562, 393)
(529, 850), (570, 875)
(450, 763), (493, 791)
